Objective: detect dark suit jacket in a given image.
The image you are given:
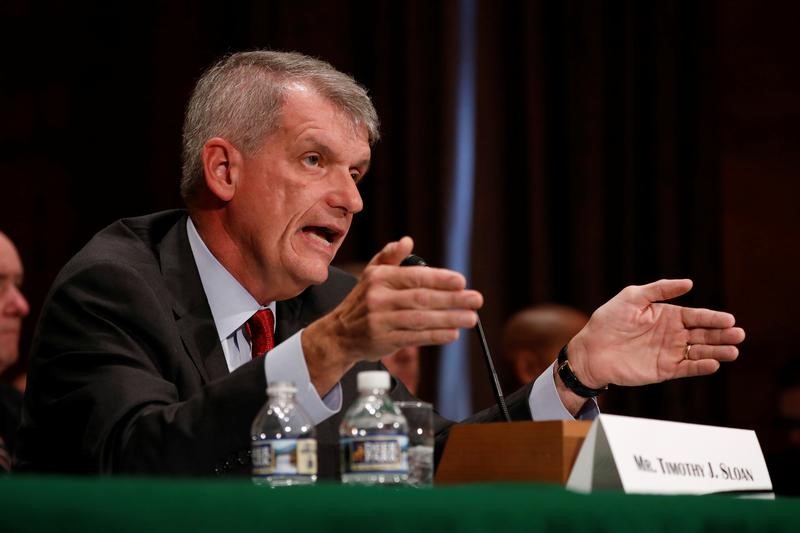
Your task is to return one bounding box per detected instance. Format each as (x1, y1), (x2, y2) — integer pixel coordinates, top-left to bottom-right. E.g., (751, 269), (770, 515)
(17, 210), (533, 477)
(0, 383), (22, 471)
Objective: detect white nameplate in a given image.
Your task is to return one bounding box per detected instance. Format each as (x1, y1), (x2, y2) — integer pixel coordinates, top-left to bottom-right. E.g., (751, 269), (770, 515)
(566, 414), (772, 495)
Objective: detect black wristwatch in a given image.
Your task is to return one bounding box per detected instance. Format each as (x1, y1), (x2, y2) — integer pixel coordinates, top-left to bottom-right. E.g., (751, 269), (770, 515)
(556, 345), (608, 398)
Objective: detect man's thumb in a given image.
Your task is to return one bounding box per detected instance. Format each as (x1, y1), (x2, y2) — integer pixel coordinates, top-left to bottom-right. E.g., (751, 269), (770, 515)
(368, 236), (414, 267)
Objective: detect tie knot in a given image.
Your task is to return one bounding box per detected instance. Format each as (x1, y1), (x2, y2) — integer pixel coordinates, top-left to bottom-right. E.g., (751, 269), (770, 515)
(244, 309), (275, 358)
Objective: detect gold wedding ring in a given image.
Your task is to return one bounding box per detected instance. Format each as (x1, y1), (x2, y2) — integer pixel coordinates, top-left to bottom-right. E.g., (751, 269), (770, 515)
(683, 344), (692, 361)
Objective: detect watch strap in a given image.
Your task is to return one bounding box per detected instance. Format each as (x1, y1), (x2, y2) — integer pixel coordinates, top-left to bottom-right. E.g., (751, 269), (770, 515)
(556, 345), (608, 398)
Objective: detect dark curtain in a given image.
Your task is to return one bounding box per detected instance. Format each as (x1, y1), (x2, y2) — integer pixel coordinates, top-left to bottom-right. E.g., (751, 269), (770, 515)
(469, 1), (724, 421)
(2, 0), (726, 425)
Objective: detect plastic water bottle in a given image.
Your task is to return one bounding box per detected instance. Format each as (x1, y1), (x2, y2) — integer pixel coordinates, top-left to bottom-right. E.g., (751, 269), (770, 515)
(251, 382), (317, 487)
(340, 370), (409, 485)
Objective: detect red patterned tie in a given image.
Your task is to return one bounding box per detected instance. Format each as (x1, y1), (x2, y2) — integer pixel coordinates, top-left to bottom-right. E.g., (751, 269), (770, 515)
(244, 309), (275, 359)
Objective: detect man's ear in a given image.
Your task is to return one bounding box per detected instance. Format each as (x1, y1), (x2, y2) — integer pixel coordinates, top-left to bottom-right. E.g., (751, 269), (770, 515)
(201, 137), (242, 202)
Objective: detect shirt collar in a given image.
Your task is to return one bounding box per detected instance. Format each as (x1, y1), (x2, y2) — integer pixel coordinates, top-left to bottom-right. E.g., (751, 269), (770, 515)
(186, 217), (275, 341)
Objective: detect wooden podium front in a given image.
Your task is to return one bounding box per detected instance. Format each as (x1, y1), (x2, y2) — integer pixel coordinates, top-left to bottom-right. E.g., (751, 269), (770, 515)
(434, 420), (592, 485)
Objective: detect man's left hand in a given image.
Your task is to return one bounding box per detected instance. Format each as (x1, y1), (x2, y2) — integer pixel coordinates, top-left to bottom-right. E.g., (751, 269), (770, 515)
(565, 279), (745, 390)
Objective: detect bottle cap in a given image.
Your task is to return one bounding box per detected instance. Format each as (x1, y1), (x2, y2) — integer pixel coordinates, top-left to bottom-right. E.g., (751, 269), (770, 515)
(266, 381), (297, 395)
(357, 370), (390, 392)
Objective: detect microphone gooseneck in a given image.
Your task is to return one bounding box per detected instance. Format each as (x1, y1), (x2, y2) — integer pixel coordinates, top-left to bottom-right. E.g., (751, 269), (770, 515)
(400, 254), (512, 422)
(474, 316), (512, 422)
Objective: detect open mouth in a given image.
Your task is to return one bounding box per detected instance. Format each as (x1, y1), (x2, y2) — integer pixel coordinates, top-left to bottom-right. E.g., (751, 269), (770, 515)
(302, 225), (340, 247)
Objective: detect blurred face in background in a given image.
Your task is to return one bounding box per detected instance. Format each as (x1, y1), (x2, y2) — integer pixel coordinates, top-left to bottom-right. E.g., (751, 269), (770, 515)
(0, 232), (29, 373)
(382, 346), (420, 395)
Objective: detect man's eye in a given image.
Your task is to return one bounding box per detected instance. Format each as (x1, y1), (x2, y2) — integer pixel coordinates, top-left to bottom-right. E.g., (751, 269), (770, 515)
(303, 155), (320, 166)
(350, 173), (360, 183)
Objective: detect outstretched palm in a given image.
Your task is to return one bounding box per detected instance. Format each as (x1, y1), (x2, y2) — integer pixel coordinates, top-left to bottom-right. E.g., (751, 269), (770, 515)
(570, 279), (744, 389)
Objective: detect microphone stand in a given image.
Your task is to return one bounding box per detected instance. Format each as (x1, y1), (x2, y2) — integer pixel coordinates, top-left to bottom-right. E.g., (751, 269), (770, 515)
(475, 316), (511, 422)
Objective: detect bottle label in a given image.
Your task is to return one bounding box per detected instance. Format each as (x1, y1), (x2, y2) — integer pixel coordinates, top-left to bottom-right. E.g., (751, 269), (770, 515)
(252, 438), (317, 477)
(341, 435), (409, 474)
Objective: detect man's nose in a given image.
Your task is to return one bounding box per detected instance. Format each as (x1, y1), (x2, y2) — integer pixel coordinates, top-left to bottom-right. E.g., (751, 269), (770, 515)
(3, 286), (29, 317)
(329, 169), (364, 214)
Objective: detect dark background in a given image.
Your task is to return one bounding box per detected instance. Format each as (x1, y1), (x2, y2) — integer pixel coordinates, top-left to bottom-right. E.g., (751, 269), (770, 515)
(2, 1), (798, 455)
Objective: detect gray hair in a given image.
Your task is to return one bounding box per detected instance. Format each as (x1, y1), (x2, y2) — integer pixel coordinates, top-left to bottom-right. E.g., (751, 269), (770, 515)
(180, 50), (380, 203)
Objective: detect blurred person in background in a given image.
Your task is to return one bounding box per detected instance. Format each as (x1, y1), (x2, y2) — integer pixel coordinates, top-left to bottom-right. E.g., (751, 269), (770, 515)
(766, 359), (800, 495)
(502, 304), (589, 388)
(0, 232), (30, 471)
(381, 346), (420, 396)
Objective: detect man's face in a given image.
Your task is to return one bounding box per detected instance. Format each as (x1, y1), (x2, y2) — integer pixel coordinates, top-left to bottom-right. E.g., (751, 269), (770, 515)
(0, 233), (29, 372)
(227, 85), (370, 301)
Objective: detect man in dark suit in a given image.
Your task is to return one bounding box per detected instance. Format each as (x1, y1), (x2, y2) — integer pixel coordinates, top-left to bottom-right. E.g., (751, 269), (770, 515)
(17, 51), (745, 477)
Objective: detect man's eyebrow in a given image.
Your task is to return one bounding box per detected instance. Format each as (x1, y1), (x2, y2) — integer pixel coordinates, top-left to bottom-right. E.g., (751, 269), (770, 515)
(300, 137), (331, 155)
(354, 159), (371, 174)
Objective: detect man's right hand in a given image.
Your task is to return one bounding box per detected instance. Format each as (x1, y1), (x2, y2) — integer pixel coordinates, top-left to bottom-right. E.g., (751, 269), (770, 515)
(302, 236), (483, 396)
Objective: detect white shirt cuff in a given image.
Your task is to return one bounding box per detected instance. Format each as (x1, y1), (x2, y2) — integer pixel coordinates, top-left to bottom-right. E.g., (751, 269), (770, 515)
(264, 329), (342, 425)
(529, 362), (599, 421)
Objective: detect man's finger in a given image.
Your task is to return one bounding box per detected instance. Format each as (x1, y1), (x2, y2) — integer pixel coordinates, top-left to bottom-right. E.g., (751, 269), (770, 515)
(681, 307), (737, 329)
(382, 328), (462, 348)
(361, 285), (482, 311)
(382, 287), (483, 310)
(683, 344), (740, 362)
(637, 278), (693, 303)
(686, 326), (745, 346)
(380, 309), (479, 331)
(673, 359), (721, 379)
(368, 236), (414, 267)
(367, 266), (468, 291)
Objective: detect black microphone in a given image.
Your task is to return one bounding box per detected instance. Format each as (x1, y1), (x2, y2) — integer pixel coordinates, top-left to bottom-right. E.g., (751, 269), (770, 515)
(400, 254), (512, 422)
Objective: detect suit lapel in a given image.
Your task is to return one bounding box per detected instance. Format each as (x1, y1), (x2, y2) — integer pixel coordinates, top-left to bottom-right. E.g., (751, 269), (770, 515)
(158, 214), (229, 382)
